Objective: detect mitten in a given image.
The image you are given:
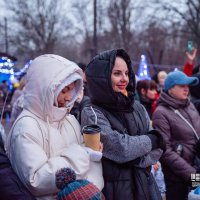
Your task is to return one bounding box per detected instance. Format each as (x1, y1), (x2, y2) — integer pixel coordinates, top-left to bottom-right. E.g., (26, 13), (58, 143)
(83, 147), (102, 162)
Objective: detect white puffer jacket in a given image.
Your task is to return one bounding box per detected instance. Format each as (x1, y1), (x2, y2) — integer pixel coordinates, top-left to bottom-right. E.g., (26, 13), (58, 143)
(6, 55), (103, 200)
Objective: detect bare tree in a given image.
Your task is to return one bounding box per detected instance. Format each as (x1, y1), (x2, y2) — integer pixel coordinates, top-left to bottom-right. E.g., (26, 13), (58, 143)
(4, 0), (68, 60)
(152, 0), (200, 49)
(139, 22), (167, 65)
(71, 0), (108, 59)
(107, 0), (133, 52)
(137, 21), (187, 75)
(71, 0), (91, 42)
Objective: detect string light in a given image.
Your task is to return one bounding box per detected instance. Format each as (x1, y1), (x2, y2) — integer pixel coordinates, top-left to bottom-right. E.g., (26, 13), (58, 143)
(137, 55), (151, 80)
(14, 60), (32, 76)
(0, 56), (15, 69)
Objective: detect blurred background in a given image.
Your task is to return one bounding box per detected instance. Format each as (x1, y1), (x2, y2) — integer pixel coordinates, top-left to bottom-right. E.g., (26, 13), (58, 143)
(0, 0), (199, 74)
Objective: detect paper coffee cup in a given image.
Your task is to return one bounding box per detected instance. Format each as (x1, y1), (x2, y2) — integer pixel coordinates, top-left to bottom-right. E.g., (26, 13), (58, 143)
(82, 124), (101, 151)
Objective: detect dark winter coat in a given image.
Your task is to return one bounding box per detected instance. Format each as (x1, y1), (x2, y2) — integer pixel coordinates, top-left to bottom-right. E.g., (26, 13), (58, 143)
(82, 49), (162, 200)
(0, 131), (35, 200)
(71, 95), (91, 123)
(139, 97), (154, 119)
(190, 72), (200, 114)
(153, 92), (200, 182)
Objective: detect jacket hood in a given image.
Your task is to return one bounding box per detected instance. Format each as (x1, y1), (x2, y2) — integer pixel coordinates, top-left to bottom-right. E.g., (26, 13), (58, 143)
(157, 91), (189, 109)
(24, 54), (83, 123)
(86, 49), (135, 112)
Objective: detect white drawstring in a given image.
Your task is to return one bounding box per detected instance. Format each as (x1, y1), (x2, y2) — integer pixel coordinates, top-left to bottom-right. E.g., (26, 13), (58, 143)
(46, 115), (51, 158)
(90, 106), (97, 124)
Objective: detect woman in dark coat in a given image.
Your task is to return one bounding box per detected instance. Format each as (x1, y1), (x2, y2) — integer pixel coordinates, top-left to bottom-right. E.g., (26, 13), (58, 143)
(153, 70), (200, 200)
(81, 49), (164, 200)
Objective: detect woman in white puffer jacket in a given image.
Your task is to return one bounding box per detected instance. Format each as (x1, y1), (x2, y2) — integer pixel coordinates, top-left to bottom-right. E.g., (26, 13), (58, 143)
(6, 54), (103, 200)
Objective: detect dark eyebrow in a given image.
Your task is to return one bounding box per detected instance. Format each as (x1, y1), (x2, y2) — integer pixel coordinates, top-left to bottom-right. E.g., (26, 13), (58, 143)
(113, 69), (126, 72)
(112, 69), (128, 72)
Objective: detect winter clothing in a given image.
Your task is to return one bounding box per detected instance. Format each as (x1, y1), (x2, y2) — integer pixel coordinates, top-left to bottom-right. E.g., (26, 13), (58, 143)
(153, 91), (200, 199)
(10, 92), (24, 124)
(183, 60), (195, 77)
(153, 92), (200, 180)
(193, 64), (200, 75)
(56, 168), (105, 200)
(190, 73), (200, 114)
(71, 95), (91, 123)
(6, 54), (103, 200)
(164, 70), (198, 92)
(0, 124), (35, 200)
(139, 97), (154, 119)
(81, 49), (163, 200)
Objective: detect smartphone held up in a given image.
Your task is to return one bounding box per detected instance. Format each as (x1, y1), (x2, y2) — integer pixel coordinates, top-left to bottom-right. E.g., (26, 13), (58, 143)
(187, 41), (193, 53)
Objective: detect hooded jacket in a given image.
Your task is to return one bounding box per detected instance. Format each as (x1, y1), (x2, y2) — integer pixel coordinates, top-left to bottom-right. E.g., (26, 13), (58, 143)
(86, 49), (135, 112)
(6, 55), (103, 200)
(81, 49), (162, 200)
(153, 92), (200, 182)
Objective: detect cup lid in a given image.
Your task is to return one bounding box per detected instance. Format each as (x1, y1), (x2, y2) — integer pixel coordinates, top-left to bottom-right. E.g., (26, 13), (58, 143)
(82, 124), (101, 134)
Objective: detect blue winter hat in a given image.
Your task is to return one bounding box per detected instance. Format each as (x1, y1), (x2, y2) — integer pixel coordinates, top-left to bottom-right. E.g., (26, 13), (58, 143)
(164, 70), (199, 92)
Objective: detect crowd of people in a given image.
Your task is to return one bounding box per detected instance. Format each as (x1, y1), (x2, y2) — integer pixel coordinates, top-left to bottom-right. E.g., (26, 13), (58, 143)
(0, 47), (200, 200)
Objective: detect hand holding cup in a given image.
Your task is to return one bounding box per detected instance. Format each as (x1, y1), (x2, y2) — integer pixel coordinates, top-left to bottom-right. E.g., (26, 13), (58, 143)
(82, 124), (101, 151)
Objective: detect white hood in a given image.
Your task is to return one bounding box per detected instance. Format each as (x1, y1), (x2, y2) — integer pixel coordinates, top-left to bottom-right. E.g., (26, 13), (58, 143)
(24, 54), (83, 123)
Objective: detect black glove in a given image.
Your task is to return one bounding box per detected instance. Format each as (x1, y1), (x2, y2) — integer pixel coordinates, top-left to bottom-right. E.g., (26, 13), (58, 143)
(195, 139), (200, 157)
(147, 129), (166, 151)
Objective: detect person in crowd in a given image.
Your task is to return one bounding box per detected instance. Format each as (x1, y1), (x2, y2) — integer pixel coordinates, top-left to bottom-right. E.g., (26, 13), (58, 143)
(183, 47), (200, 114)
(10, 92), (24, 125)
(5, 54), (103, 199)
(192, 64), (200, 75)
(9, 75), (28, 126)
(151, 70), (168, 113)
(136, 79), (158, 119)
(0, 123), (35, 200)
(183, 48), (197, 76)
(136, 80), (166, 198)
(10, 75), (26, 106)
(1, 80), (9, 95)
(0, 80), (12, 125)
(152, 70), (168, 94)
(81, 49), (165, 200)
(190, 72), (200, 114)
(152, 70), (200, 200)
